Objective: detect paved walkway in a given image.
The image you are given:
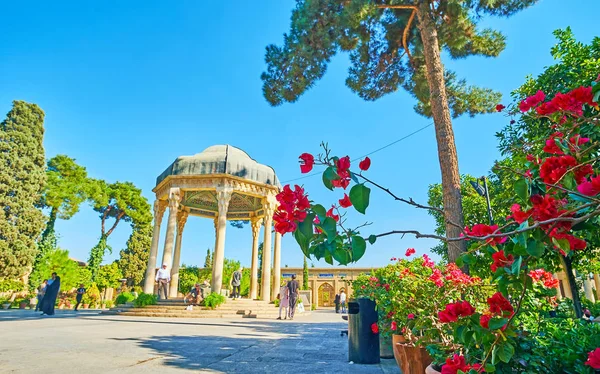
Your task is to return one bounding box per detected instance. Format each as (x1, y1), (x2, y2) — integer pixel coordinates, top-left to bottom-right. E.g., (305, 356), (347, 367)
(0, 309), (399, 374)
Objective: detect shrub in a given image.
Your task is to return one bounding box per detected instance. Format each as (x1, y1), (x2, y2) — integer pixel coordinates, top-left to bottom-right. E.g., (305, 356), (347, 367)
(274, 298), (280, 307)
(115, 292), (135, 305)
(203, 292), (226, 309)
(0, 280), (24, 293)
(311, 304), (316, 311)
(134, 293), (157, 307)
(104, 300), (114, 308)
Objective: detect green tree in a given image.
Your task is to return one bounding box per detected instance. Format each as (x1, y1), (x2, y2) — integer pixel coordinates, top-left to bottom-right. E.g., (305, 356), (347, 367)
(118, 223), (152, 286)
(240, 268), (251, 297)
(0, 101), (47, 282)
(96, 262), (123, 301)
(204, 248), (212, 268)
(263, 0), (538, 262)
(87, 180), (152, 279)
(257, 242), (264, 295)
(178, 265), (200, 294)
(29, 249), (80, 291)
(222, 258), (241, 289)
(302, 256), (309, 290)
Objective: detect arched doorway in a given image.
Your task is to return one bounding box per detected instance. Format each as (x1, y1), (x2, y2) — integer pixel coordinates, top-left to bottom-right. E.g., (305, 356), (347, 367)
(318, 283), (334, 307)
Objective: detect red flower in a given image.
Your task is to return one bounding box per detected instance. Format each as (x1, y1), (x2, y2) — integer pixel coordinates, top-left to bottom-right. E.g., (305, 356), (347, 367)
(359, 157), (371, 171)
(407, 313), (415, 320)
(299, 153), (314, 174)
(578, 175), (600, 196)
(405, 248), (416, 257)
(338, 193), (352, 208)
(429, 269), (444, 287)
(331, 177), (350, 189)
(273, 185), (310, 235)
(480, 314), (491, 329)
(542, 133), (564, 155)
(371, 323), (379, 334)
(549, 230), (587, 251)
(383, 284), (390, 292)
(336, 156), (351, 175)
(391, 321), (397, 331)
(464, 224), (506, 245)
(439, 301), (475, 323)
(519, 90), (545, 112)
(496, 104), (505, 112)
(539, 155), (577, 185)
(326, 206), (339, 222)
(509, 204), (531, 224)
(490, 250), (515, 273)
(422, 254), (435, 268)
(487, 292), (514, 317)
(585, 348), (600, 369)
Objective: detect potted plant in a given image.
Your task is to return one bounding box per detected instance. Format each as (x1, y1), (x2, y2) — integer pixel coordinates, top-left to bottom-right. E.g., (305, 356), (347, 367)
(18, 298), (29, 309)
(0, 297), (10, 310)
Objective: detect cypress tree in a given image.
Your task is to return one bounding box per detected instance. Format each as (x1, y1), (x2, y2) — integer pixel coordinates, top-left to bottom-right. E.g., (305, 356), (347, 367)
(118, 223), (152, 286)
(0, 101), (47, 281)
(302, 256), (309, 290)
(204, 248), (212, 268)
(262, 0), (539, 262)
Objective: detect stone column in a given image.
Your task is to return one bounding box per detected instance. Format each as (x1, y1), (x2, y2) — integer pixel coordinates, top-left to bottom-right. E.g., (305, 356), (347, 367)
(249, 217), (261, 300)
(160, 188), (181, 270)
(211, 187), (233, 295)
(594, 274), (600, 300)
(271, 232), (282, 300)
(583, 275), (595, 302)
(169, 210), (189, 297)
(143, 200), (167, 294)
(260, 200), (275, 301)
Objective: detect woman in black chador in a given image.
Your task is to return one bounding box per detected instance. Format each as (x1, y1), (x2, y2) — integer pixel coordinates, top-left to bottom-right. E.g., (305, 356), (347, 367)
(40, 273), (61, 316)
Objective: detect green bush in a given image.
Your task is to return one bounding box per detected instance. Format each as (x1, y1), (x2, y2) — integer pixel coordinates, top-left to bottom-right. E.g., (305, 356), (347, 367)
(115, 292), (136, 305)
(274, 298), (280, 307)
(311, 304), (316, 311)
(104, 300), (114, 308)
(0, 280), (25, 293)
(203, 292), (226, 309)
(178, 266), (200, 294)
(134, 293), (157, 307)
(582, 298), (600, 317)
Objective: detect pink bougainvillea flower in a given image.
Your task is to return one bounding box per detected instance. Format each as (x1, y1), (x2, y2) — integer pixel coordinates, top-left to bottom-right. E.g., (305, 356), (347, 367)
(273, 184), (310, 235)
(326, 206), (339, 222)
(371, 323), (379, 334)
(383, 283), (390, 292)
(405, 248), (416, 257)
(407, 313), (415, 320)
(336, 156), (351, 175)
(487, 292), (514, 317)
(422, 254), (435, 269)
(548, 229), (587, 251)
(464, 224), (506, 245)
(519, 90), (545, 112)
(509, 204), (532, 224)
(577, 175), (600, 196)
(331, 177), (350, 190)
(480, 314), (492, 329)
(490, 250), (515, 273)
(438, 301), (475, 323)
(390, 321), (397, 331)
(359, 157), (371, 171)
(338, 193), (352, 208)
(495, 104), (505, 112)
(299, 153), (314, 174)
(539, 155), (578, 185)
(585, 348), (600, 369)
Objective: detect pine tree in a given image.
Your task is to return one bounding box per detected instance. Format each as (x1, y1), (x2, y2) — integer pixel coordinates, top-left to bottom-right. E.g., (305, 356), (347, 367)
(118, 223), (152, 286)
(262, 0), (538, 262)
(0, 101), (47, 282)
(204, 248), (212, 268)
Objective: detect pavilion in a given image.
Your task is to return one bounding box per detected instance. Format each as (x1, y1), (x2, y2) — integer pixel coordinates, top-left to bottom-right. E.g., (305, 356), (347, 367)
(142, 145), (283, 301)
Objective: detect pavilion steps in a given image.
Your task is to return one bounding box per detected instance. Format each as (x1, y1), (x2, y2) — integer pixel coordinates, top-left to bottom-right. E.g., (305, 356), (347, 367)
(102, 297), (294, 319)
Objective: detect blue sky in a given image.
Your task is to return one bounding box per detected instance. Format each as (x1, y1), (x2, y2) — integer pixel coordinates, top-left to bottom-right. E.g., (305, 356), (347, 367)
(0, 0), (597, 269)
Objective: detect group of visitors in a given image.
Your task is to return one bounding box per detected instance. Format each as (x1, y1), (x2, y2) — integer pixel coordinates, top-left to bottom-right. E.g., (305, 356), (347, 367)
(35, 272), (62, 316)
(184, 281), (210, 305)
(277, 274), (301, 320)
(334, 290), (347, 313)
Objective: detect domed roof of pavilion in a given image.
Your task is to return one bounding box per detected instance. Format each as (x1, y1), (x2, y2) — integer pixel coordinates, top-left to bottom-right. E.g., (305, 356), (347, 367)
(156, 145), (280, 188)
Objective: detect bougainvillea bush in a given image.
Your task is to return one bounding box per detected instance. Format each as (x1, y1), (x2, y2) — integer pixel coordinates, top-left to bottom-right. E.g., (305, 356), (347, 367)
(274, 78), (600, 372)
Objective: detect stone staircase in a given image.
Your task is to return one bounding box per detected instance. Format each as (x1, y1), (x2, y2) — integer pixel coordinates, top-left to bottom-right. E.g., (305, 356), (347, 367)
(102, 297), (288, 319)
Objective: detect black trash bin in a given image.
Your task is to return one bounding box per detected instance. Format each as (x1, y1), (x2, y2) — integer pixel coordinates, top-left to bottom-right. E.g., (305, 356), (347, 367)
(348, 297), (380, 364)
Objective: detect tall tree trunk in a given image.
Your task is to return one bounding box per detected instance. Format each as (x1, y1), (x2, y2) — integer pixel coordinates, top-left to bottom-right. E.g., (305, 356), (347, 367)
(416, 2), (466, 262)
(562, 256), (583, 318)
(40, 207), (58, 243)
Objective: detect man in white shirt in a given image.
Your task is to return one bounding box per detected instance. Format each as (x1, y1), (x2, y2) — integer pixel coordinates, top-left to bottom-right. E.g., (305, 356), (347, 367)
(340, 290), (347, 313)
(155, 263), (170, 300)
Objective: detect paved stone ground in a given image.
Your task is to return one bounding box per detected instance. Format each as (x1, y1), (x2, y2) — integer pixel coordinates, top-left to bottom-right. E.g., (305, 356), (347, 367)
(0, 309), (399, 374)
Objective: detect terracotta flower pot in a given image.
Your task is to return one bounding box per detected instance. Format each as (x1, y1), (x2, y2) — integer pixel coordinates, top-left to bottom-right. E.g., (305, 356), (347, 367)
(2, 303), (10, 310)
(83, 304), (90, 309)
(380, 334), (394, 359)
(392, 337), (433, 374)
(426, 364), (441, 374)
(392, 334), (406, 367)
(19, 303), (27, 309)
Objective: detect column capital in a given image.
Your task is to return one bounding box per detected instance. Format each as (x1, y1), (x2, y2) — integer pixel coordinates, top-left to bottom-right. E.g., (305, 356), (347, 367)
(153, 199), (168, 222)
(251, 217), (262, 238)
(263, 199), (276, 224)
(168, 188), (182, 210)
(216, 186), (233, 216)
(177, 210), (189, 234)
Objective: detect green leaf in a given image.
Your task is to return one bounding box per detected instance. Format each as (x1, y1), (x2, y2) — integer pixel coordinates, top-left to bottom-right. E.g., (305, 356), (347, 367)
(312, 204), (327, 219)
(514, 179), (529, 202)
(551, 237), (571, 254)
(349, 184), (370, 214)
(492, 345), (499, 365)
(351, 236), (367, 262)
(320, 217), (338, 240)
(526, 240), (545, 257)
(368, 235), (377, 245)
(489, 317), (508, 330)
(484, 363), (496, 372)
(332, 248), (351, 265)
(297, 213), (314, 241)
(455, 255), (464, 268)
(569, 193), (592, 203)
(322, 167), (338, 191)
(513, 243), (527, 256)
(324, 251), (333, 265)
(497, 343), (515, 363)
(292, 230), (310, 258)
(463, 253), (476, 265)
(510, 256), (523, 275)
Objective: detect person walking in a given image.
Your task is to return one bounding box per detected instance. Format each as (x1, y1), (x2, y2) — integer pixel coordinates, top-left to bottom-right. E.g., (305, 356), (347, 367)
(340, 290), (347, 313)
(287, 274), (300, 320)
(334, 293), (340, 314)
(276, 281), (289, 320)
(40, 273), (60, 316)
(74, 284), (86, 311)
(230, 267), (242, 299)
(35, 280), (47, 312)
(155, 264), (170, 300)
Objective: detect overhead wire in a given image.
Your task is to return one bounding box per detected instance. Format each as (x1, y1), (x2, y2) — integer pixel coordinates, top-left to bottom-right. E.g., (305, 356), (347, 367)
(280, 121), (434, 184)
